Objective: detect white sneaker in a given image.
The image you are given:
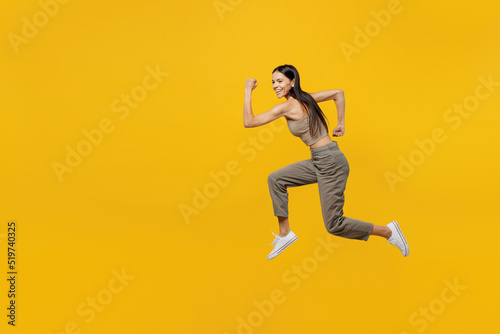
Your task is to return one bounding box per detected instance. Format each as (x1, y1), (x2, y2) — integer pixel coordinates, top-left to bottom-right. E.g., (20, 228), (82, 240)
(387, 220), (409, 257)
(267, 231), (298, 260)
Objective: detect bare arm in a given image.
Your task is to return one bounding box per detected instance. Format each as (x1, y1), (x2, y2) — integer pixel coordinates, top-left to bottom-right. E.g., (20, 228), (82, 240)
(310, 89), (345, 136)
(309, 89), (344, 103)
(333, 90), (345, 125)
(243, 78), (289, 128)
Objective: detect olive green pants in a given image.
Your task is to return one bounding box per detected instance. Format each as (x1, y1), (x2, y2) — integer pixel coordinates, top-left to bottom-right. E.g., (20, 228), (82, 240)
(267, 141), (373, 241)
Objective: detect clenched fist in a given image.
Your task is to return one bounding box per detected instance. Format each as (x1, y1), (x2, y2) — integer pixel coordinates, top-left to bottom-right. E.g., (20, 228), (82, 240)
(245, 78), (258, 91)
(332, 124), (345, 137)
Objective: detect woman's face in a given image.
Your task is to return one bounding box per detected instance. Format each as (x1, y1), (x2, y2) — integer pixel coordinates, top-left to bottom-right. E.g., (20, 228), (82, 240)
(272, 71), (294, 98)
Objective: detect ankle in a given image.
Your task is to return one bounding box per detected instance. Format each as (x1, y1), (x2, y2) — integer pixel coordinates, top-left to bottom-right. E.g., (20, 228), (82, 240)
(279, 230), (290, 237)
(386, 227), (392, 239)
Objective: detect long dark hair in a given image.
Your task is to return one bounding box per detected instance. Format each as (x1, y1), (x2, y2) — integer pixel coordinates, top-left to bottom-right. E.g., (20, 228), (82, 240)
(272, 64), (329, 137)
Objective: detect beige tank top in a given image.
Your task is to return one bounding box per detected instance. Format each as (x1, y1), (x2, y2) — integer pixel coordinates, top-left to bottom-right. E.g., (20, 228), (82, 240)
(286, 112), (328, 146)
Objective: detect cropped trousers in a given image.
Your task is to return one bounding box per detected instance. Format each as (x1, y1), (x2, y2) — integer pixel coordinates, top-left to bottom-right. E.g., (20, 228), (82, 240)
(267, 141), (373, 241)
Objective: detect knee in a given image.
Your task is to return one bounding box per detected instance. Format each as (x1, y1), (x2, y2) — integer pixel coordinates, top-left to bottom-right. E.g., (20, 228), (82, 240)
(267, 172), (279, 186)
(326, 217), (345, 236)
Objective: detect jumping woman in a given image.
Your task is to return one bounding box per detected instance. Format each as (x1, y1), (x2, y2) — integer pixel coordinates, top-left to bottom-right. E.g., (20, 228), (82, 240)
(243, 64), (409, 260)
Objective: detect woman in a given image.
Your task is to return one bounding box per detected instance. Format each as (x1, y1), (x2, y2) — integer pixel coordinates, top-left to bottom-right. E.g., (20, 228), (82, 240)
(243, 64), (409, 260)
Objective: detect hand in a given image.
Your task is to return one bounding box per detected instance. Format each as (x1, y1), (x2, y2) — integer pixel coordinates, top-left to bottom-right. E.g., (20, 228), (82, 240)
(245, 78), (258, 92)
(332, 124), (345, 137)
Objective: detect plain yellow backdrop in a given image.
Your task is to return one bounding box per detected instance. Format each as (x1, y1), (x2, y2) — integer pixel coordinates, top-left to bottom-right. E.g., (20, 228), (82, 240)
(1, 0), (499, 333)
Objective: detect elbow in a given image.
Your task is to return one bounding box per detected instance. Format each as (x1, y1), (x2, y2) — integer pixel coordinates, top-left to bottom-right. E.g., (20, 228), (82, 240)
(333, 89), (344, 101)
(244, 117), (255, 128)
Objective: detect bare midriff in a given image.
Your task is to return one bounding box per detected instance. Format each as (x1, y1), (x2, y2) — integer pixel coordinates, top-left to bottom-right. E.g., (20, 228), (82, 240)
(309, 134), (333, 149)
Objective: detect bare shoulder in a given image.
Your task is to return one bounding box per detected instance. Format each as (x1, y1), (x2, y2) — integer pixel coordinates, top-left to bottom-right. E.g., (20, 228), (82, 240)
(282, 98), (307, 120)
(309, 89), (344, 103)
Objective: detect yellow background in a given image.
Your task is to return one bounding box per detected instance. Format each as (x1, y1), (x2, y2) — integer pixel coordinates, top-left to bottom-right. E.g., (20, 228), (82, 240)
(1, 0), (499, 333)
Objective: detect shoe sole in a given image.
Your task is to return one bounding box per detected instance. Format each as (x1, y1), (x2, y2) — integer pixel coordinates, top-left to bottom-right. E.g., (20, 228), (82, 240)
(391, 220), (409, 257)
(267, 235), (298, 260)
